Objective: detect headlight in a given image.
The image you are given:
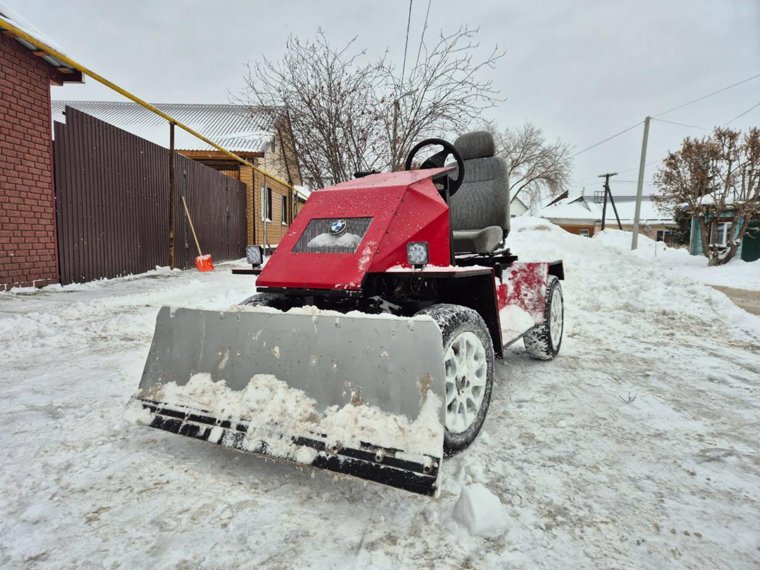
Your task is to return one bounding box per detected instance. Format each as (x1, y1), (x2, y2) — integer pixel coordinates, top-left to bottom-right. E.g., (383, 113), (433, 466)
(406, 241), (429, 267)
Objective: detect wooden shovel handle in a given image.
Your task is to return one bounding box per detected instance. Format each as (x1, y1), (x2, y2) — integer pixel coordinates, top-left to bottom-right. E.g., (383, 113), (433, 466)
(181, 195), (203, 256)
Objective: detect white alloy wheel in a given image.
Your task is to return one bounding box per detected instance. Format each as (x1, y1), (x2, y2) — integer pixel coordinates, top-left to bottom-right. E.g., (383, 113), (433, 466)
(444, 331), (488, 434)
(415, 303), (495, 454)
(549, 287), (563, 351)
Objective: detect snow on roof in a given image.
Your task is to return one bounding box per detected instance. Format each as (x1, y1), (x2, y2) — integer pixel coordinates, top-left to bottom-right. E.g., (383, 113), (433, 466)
(0, 4), (80, 79)
(540, 192), (673, 224)
(510, 194), (528, 208)
(293, 185), (311, 200)
(51, 101), (279, 153)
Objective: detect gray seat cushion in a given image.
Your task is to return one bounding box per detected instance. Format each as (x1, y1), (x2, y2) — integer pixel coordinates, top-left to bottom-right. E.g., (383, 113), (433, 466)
(448, 131), (510, 254)
(453, 226), (503, 254)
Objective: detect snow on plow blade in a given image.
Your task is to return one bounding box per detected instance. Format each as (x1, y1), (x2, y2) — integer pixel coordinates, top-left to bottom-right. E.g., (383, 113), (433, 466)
(128, 306), (446, 496)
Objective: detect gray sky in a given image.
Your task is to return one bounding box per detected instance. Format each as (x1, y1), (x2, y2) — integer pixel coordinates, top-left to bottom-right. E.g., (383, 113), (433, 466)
(7, 0), (760, 195)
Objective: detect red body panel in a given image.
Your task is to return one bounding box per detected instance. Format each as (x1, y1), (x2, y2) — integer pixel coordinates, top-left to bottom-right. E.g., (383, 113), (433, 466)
(257, 169), (451, 290)
(503, 262), (550, 322)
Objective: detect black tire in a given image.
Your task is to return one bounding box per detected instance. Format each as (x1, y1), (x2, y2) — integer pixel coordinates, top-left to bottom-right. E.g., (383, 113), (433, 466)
(523, 276), (563, 360)
(415, 303), (495, 455)
(240, 293), (292, 311)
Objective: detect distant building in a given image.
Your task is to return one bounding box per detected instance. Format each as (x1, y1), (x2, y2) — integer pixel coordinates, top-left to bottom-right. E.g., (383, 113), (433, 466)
(540, 191), (675, 240)
(688, 210), (760, 262)
(52, 101), (302, 248)
(510, 195), (529, 217)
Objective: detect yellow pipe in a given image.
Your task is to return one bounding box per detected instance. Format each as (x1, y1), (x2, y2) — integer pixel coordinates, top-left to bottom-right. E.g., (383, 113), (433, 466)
(0, 18), (292, 189)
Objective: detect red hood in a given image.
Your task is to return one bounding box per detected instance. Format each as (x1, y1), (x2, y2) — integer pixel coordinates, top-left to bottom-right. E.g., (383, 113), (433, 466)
(257, 169), (451, 290)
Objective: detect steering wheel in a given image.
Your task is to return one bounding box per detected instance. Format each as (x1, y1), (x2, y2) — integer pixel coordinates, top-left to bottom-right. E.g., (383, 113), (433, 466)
(404, 138), (465, 198)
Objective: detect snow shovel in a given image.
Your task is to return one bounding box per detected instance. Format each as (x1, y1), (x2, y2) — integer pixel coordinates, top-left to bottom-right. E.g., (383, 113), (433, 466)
(181, 195), (214, 272)
(127, 306), (447, 496)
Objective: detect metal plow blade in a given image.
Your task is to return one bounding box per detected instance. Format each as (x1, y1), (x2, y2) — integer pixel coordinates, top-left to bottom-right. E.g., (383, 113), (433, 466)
(127, 306), (446, 496)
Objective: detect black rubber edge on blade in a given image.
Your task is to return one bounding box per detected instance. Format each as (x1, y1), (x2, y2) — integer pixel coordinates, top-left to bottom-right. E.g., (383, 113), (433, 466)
(137, 399), (441, 497)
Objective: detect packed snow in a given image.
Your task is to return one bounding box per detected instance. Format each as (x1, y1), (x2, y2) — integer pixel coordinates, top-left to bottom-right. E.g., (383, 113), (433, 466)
(453, 483), (510, 538)
(500, 305), (537, 343)
(1, 217), (759, 568)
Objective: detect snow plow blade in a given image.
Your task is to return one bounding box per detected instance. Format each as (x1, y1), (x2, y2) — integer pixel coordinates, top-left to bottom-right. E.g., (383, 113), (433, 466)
(128, 306), (446, 496)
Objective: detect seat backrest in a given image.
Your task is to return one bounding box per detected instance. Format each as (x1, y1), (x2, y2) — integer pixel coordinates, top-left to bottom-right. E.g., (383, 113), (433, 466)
(449, 131), (510, 235)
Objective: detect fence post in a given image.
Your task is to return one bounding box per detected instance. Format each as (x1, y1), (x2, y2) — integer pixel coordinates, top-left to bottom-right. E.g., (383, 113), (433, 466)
(168, 122), (176, 268)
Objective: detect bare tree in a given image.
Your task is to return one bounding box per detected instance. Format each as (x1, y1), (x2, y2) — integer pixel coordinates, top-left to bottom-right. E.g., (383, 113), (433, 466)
(486, 122), (573, 211)
(242, 28), (503, 186)
(243, 32), (386, 189)
(654, 127), (760, 266)
(380, 27), (504, 170)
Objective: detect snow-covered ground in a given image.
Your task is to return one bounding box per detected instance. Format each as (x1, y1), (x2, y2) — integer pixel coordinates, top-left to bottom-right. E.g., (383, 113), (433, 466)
(594, 228), (760, 291)
(1, 218), (759, 569)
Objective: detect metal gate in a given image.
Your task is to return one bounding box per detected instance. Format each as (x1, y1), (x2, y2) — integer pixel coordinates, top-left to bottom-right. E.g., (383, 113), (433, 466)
(53, 107), (246, 284)
(741, 221), (760, 262)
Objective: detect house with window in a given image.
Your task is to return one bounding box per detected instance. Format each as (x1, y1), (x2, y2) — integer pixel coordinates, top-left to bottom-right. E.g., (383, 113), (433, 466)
(51, 101), (302, 248)
(688, 212), (760, 262)
(540, 191), (675, 240)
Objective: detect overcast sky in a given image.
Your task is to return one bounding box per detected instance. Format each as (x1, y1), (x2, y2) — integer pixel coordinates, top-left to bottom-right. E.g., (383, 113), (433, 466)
(6, 0), (760, 195)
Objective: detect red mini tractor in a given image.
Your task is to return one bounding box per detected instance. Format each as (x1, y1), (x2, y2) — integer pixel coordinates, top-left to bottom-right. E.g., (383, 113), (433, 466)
(130, 131), (564, 496)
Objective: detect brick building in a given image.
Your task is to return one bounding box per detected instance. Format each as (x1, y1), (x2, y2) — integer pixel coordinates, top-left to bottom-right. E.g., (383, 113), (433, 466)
(0, 9), (81, 290)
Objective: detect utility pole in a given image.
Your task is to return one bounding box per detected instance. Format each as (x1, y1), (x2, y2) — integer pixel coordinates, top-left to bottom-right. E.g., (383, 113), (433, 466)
(631, 116), (651, 250)
(390, 89), (417, 170)
(598, 172), (622, 231)
(392, 98), (400, 170)
(168, 122), (176, 268)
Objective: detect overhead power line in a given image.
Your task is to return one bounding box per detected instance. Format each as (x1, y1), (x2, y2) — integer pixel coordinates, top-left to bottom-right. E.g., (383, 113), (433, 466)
(724, 100), (760, 125)
(652, 118), (709, 131)
(400, 0), (413, 83)
(414, 0), (432, 68)
(653, 72), (760, 117)
(571, 121), (643, 158)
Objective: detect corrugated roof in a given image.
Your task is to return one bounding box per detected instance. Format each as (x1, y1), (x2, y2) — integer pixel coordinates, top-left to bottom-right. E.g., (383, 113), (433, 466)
(0, 4), (80, 80)
(541, 193), (673, 224)
(51, 101), (279, 153)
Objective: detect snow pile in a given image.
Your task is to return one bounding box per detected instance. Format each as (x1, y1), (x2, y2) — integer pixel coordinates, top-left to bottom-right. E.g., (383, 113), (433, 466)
(508, 218), (759, 340)
(499, 305), (536, 342)
(453, 484), (509, 538)
(593, 228), (760, 291)
(123, 399), (153, 425)
(135, 372), (444, 460)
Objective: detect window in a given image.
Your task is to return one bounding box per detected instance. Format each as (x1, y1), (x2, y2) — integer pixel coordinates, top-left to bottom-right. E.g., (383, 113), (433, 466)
(260, 187), (273, 222)
(579, 229), (590, 237)
(713, 222), (730, 246)
(281, 195), (288, 225)
(656, 230), (671, 243)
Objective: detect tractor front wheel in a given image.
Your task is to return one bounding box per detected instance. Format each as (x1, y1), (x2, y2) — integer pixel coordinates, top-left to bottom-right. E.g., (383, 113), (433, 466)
(523, 276), (564, 360)
(240, 293), (293, 311)
(415, 304), (495, 455)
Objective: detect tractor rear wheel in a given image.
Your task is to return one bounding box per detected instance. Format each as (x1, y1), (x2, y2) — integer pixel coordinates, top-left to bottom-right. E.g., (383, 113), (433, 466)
(523, 276), (564, 360)
(415, 304), (494, 455)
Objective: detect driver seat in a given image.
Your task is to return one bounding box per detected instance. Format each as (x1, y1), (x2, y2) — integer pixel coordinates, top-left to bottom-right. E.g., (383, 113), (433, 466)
(449, 131), (510, 254)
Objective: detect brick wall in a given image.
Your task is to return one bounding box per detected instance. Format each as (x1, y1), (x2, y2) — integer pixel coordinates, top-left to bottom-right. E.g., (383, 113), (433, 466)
(0, 33), (58, 291)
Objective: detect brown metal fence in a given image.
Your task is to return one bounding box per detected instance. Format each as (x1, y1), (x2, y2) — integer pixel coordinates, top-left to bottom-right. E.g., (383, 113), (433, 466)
(54, 107), (246, 284)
